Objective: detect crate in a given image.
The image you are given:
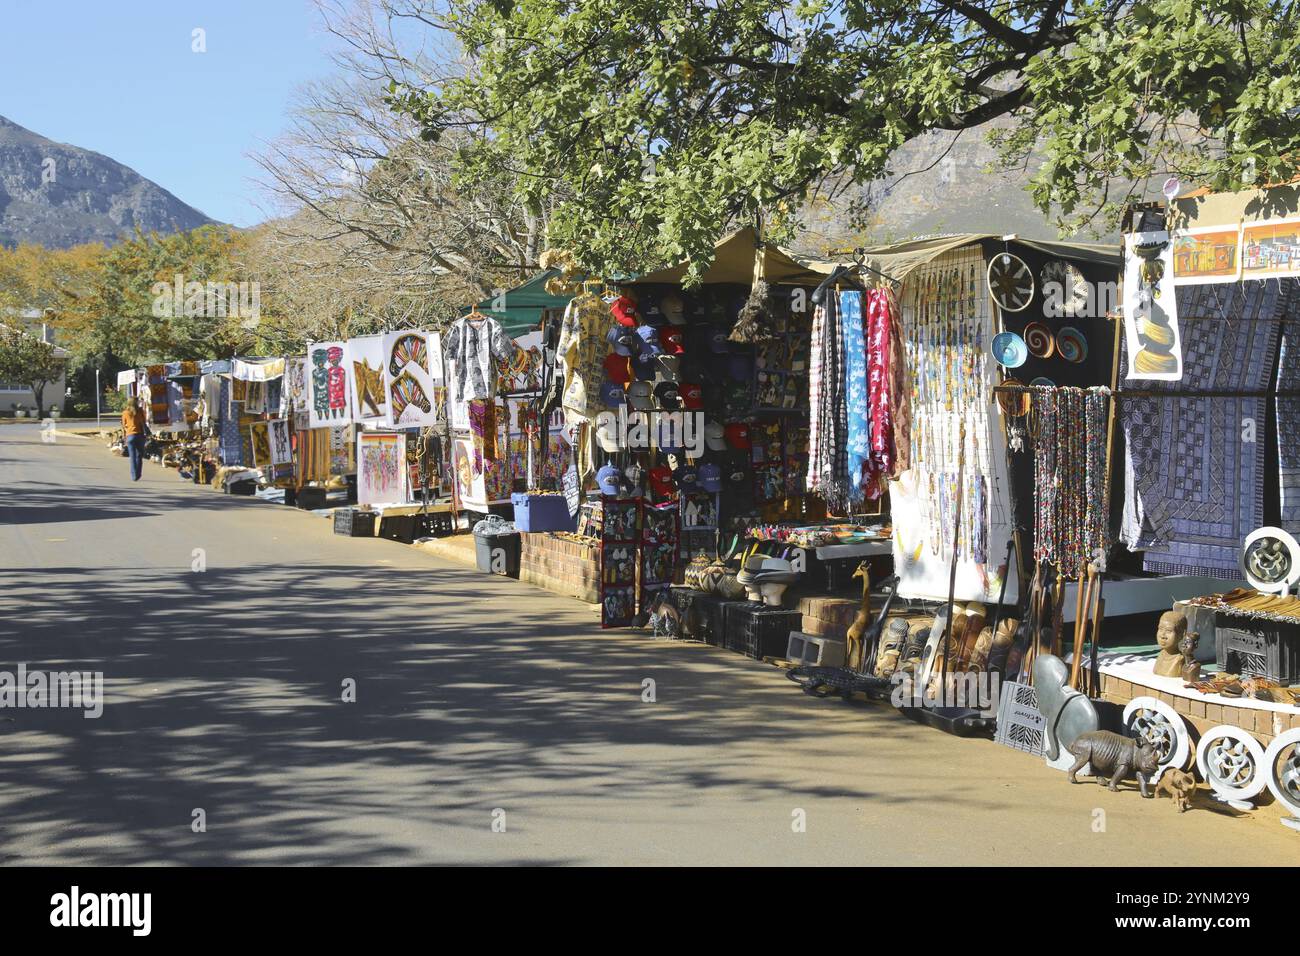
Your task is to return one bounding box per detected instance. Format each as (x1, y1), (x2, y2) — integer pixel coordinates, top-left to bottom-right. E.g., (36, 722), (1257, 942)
(378, 514), (422, 543)
(1215, 614), (1300, 685)
(333, 508), (377, 537)
(723, 603), (803, 659)
(296, 486), (328, 510)
(511, 493), (578, 532)
(668, 587), (710, 642)
(425, 511), (456, 537)
(227, 478), (257, 496)
(667, 590), (737, 647)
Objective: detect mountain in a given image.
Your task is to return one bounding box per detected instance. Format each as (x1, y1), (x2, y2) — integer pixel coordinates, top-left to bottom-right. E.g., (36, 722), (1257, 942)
(795, 118), (1160, 254)
(0, 115), (218, 249)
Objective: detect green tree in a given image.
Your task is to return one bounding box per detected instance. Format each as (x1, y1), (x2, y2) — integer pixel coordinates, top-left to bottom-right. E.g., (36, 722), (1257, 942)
(395, 0), (1300, 280)
(0, 325), (65, 411)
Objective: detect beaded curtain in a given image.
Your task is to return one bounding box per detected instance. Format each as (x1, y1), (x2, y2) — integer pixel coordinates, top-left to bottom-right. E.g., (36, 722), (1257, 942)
(893, 246), (1014, 601)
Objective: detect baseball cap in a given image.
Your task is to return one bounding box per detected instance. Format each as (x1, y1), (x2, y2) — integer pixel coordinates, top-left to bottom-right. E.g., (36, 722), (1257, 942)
(595, 419), (621, 452)
(704, 421), (727, 451)
(725, 422), (752, 449)
(661, 293), (685, 324)
(599, 380), (627, 407)
(610, 294), (639, 327)
(658, 325), (686, 354)
(698, 462), (722, 492)
(675, 463), (699, 490)
(596, 463), (621, 495)
(606, 326), (636, 356)
(648, 465), (675, 498)
(679, 382), (703, 410)
(654, 381), (681, 410)
(656, 354), (682, 381)
(632, 352), (657, 381)
(708, 326), (730, 354)
(635, 325), (663, 354)
(604, 353), (632, 387)
(726, 354), (753, 381)
(641, 298), (666, 326)
(627, 381), (655, 410)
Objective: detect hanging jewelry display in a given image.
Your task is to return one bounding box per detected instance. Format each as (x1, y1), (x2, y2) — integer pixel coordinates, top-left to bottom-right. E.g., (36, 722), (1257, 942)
(1030, 385), (1111, 578)
(987, 251), (1035, 312)
(997, 377), (1031, 453)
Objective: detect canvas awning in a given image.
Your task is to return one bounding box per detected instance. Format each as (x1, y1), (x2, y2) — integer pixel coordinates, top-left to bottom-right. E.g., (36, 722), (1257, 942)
(627, 226), (830, 286)
(469, 270), (573, 337)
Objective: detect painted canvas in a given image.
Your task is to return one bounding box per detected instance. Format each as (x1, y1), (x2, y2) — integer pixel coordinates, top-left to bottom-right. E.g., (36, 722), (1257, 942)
(306, 340), (353, 428)
(382, 329), (441, 427)
(268, 418), (292, 466)
(1171, 226), (1241, 284)
(281, 357), (310, 430)
(249, 422), (272, 467)
(1124, 231), (1183, 381)
(1242, 218), (1300, 280)
(348, 334), (388, 423)
(357, 431), (406, 505)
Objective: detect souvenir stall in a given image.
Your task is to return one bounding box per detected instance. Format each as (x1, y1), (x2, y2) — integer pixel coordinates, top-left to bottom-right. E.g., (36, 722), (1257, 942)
(1029, 184), (1300, 828)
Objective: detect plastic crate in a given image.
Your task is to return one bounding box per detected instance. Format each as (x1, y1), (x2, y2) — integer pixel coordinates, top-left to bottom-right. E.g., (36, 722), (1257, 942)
(668, 587), (711, 642)
(227, 478), (257, 496)
(378, 513), (428, 543)
(296, 486), (328, 510)
(692, 593), (743, 648)
(511, 493), (578, 532)
(333, 508), (377, 537)
(723, 603), (803, 659)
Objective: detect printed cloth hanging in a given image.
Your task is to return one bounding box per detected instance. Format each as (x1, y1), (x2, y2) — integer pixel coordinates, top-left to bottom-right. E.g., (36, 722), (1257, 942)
(806, 301), (826, 494)
(1276, 280), (1300, 525)
(807, 292), (849, 508)
(1121, 281), (1284, 576)
(556, 292), (609, 422)
(863, 286), (898, 495)
(444, 314), (517, 404)
(841, 290), (870, 500)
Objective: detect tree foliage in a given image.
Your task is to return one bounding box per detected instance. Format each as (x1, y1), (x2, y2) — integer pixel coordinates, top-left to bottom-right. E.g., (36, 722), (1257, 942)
(395, 0), (1300, 281)
(0, 324), (65, 409)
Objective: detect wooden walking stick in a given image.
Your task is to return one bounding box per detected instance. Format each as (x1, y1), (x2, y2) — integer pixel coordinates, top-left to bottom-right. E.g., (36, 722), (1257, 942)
(1070, 565), (1097, 690)
(938, 421), (967, 693)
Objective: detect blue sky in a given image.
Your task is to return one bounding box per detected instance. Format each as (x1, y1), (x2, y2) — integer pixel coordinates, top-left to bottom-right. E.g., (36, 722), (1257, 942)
(0, 1), (337, 227)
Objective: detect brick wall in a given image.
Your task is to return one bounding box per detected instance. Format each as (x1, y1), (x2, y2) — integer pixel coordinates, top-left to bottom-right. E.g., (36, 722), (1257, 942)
(519, 532), (601, 604)
(1098, 673), (1300, 751)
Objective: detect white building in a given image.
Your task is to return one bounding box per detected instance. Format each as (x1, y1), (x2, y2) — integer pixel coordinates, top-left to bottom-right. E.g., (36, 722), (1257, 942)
(0, 312), (70, 414)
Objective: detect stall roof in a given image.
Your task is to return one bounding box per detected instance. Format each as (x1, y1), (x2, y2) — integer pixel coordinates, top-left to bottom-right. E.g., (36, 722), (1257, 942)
(1168, 181), (1300, 231)
(803, 233), (1120, 283)
(469, 270), (572, 337)
(627, 226), (830, 286)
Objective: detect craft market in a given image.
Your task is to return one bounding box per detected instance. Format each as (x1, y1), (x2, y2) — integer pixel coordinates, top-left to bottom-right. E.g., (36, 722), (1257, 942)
(100, 184), (1300, 836)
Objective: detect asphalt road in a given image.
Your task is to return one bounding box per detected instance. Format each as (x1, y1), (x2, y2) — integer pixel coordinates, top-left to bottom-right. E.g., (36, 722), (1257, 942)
(0, 422), (1289, 865)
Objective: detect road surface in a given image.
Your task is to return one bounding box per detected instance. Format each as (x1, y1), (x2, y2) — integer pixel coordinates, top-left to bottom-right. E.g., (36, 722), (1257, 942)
(0, 423), (1289, 865)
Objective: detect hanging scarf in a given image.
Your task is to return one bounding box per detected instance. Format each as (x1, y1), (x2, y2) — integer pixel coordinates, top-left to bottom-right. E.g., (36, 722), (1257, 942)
(862, 287), (895, 498)
(841, 290), (870, 500)
(806, 301), (827, 494)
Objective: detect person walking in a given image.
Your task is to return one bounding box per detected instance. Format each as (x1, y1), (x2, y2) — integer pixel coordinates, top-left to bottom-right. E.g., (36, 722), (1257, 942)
(121, 397), (149, 481)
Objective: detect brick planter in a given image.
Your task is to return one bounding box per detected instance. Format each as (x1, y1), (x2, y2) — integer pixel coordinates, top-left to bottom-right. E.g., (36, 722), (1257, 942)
(518, 533), (601, 604)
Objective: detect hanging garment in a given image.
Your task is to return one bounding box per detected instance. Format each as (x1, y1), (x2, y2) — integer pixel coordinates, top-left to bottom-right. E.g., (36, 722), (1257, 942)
(556, 292), (609, 422)
(1276, 280), (1300, 525)
(444, 314), (518, 404)
(806, 301), (826, 494)
(863, 286), (897, 495)
(1121, 281), (1283, 576)
(841, 290), (870, 500)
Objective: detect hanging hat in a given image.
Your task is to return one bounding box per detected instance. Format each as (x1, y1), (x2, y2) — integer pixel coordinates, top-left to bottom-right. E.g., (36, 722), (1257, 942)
(698, 462), (722, 492)
(654, 380), (682, 410)
(627, 380), (655, 410)
(725, 422), (752, 449)
(648, 465), (675, 498)
(635, 325), (663, 354)
(679, 382), (703, 410)
(604, 353), (632, 387)
(726, 354), (753, 381)
(708, 326), (731, 354)
(658, 325), (686, 354)
(607, 326), (636, 356)
(656, 354), (682, 381)
(675, 463), (699, 490)
(661, 293), (685, 324)
(596, 463), (622, 495)
(610, 294), (639, 327)
(640, 298), (667, 327)
(631, 352), (657, 381)
(599, 380), (627, 408)
(704, 421), (727, 451)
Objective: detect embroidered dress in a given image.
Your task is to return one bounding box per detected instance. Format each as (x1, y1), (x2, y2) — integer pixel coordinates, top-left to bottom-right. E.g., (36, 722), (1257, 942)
(444, 315), (517, 404)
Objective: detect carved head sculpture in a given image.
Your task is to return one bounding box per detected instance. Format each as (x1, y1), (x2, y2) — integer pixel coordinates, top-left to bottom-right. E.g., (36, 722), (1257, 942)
(1155, 610), (1187, 652)
(1178, 631), (1199, 660)
(1135, 742), (1160, 776)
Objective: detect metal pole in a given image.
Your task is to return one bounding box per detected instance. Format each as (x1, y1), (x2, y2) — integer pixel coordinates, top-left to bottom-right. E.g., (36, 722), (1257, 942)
(95, 368), (101, 435)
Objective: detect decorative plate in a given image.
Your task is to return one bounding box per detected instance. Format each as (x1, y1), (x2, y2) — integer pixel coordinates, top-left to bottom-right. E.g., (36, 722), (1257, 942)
(991, 331), (1028, 368)
(1023, 321), (1055, 359)
(987, 251), (1035, 312)
(1041, 259), (1090, 316)
(1056, 326), (1088, 364)
(1240, 526), (1300, 594)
